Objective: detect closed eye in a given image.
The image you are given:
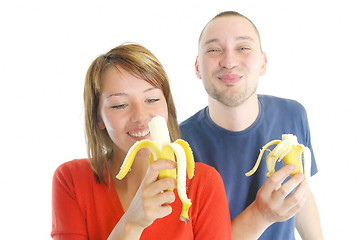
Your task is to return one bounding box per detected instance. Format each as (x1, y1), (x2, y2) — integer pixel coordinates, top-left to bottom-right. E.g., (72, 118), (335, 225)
(207, 48), (222, 53)
(146, 98), (160, 103)
(111, 104), (127, 109)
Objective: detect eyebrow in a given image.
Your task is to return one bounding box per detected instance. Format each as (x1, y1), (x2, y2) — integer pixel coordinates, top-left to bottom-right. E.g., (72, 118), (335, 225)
(106, 87), (158, 98)
(203, 36), (255, 46)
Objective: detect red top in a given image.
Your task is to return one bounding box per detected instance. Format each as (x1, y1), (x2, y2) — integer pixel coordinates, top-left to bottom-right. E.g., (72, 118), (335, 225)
(51, 159), (232, 239)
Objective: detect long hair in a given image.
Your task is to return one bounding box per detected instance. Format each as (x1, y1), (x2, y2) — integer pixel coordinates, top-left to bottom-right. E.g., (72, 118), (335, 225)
(83, 43), (180, 184)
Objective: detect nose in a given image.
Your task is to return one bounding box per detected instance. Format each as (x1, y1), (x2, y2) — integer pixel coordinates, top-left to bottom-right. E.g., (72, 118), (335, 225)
(130, 102), (150, 124)
(219, 50), (238, 69)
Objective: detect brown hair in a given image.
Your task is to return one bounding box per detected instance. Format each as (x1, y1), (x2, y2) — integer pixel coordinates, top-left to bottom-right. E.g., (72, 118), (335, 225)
(84, 43), (180, 184)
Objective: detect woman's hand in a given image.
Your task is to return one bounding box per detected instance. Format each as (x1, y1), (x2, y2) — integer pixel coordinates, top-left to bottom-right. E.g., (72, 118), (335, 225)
(125, 159), (177, 228)
(108, 159), (177, 239)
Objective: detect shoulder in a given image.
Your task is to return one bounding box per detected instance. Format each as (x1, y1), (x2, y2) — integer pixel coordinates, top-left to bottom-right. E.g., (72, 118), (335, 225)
(194, 162), (219, 175)
(189, 162), (223, 187)
(259, 94), (304, 106)
(180, 108), (207, 128)
(180, 108), (214, 142)
(259, 94), (307, 115)
(53, 159), (95, 186)
(54, 159), (92, 176)
(187, 163), (226, 201)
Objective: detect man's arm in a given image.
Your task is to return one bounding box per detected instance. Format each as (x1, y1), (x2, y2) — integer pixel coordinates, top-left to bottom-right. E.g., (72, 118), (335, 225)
(231, 165), (307, 239)
(296, 186), (324, 240)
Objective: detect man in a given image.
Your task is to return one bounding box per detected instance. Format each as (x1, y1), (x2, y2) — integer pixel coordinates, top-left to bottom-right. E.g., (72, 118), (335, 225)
(180, 11), (323, 239)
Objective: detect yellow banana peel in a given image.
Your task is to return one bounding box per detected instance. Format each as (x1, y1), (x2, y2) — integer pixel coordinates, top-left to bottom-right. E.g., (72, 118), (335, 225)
(245, 134), (311, 178)
(116, 116), (195, 222)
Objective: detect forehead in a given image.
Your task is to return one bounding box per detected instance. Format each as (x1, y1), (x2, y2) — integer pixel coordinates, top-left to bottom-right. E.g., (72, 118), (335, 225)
(101, 66), (151, 92)
(200, 16), (260, 46)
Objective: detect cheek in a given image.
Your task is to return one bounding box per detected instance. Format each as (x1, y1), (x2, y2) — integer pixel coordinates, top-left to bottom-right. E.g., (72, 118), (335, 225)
(198, 56), (215, 74)
(157, 102), (169, 121)
(100, 110), (123, 132)
(251, 54), (266, 70)
(245, 57), (262, 73)
(203, 59), (217, 72)
(103, 115), (127, 146)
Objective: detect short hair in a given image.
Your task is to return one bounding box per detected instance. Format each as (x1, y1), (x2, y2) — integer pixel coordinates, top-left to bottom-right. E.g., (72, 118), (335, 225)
(83, 43), (180, 184)
(198, 11), (262, 50)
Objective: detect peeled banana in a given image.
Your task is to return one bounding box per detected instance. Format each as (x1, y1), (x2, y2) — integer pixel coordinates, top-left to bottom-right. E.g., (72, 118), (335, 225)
(245, 134), (311, 178)
(116, 116), (195, 223)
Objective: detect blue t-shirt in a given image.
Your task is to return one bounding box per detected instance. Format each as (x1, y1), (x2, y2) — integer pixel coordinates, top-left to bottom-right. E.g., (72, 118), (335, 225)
(180, 95), (318, 240)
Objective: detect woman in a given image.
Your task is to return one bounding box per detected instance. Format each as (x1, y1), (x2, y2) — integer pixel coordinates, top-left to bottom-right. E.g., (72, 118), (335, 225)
(51, 43), (232, 239)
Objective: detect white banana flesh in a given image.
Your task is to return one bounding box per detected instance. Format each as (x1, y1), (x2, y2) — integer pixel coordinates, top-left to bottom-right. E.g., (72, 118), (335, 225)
(245, 134), (311, 178)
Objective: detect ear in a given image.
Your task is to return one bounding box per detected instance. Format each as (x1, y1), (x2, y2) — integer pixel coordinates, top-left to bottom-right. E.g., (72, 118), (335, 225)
(259, 52), (267, 76)
(98, 117), (106, 130)
(194, 56), (202, 79)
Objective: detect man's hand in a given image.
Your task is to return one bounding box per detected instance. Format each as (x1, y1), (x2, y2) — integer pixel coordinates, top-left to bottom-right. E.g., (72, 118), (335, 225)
(231, 164), (308, 239)
(253, 164), (307, 225)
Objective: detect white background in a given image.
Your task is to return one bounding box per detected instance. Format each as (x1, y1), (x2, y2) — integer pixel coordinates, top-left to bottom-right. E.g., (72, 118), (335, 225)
(1, 0), (358, 239)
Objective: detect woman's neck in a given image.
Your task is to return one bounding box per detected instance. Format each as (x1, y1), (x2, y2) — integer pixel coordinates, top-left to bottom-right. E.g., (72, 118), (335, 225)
(110, 149), (150, 211)
(110, 149), (149, 189)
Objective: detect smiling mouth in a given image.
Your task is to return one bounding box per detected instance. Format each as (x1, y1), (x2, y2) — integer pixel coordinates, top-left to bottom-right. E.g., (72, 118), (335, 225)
(218, 74), (242, 85)
(128, 130), (150, 137)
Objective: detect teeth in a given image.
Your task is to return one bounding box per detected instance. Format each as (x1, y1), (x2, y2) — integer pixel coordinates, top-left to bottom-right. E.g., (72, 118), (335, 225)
(128, 130), (150, 137)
